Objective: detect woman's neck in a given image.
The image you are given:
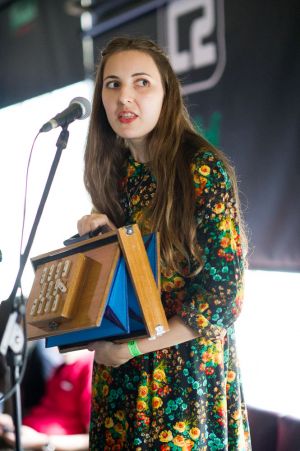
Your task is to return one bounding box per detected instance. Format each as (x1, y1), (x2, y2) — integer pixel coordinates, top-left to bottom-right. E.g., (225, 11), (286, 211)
(127, 139), (148, 163)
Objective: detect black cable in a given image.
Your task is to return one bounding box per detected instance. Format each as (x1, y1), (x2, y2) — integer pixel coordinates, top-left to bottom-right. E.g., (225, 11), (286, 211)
(20, 131), (40, 256)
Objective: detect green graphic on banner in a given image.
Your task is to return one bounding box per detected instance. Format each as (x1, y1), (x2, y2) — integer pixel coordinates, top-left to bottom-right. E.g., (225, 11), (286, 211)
(9, 0), (38, 32)
(193, 112), (222, 147)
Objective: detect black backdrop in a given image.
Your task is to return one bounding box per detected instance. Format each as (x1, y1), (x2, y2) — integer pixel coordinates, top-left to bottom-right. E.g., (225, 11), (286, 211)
(0, 0), (299, 271)
(0, 0), (84, 107)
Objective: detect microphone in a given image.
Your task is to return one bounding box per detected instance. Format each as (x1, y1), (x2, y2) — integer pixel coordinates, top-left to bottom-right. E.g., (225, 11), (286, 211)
(40, 97), (91, 133)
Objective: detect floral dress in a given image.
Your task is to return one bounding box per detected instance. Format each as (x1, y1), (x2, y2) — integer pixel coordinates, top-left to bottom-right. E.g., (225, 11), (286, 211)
(89, 150), (251, 450)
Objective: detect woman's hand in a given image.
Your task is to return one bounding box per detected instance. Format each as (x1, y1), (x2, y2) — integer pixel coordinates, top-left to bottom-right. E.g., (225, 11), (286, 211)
(0, 413), (14, 435)
(88, 341), (131, 367)
(77, 213), (116, 236)
(1, 423), (49, 449)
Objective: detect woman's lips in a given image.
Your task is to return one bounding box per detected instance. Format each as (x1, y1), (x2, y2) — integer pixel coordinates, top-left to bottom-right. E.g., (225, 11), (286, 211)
(118, 111), (138, 124)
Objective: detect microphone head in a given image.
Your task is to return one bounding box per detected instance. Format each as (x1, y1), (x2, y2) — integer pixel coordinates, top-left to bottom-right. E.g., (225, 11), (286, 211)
(69, 96), (91, 120)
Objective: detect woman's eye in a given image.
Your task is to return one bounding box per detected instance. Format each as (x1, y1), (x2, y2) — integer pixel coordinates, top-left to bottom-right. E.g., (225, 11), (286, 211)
(136, 79), (150, 87)
(106, 80), (120, 88)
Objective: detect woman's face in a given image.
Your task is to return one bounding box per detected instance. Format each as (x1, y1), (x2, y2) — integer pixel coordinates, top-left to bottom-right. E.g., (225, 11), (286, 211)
(102, 50), (164, 156)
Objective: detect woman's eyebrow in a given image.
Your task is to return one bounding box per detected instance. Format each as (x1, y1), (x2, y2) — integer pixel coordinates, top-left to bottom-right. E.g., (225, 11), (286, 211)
(103, 75), (119, 81)
(131, 72), (151, 77)
(103, 72), (151, 81)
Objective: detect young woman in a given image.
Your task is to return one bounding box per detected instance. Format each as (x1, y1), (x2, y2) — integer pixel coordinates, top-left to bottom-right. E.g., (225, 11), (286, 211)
(78, 36), (251, 450)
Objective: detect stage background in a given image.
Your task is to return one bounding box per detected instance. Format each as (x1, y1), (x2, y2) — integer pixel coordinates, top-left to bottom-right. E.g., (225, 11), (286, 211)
(0, 0), (299, 272)
(1, 0), (300, 419)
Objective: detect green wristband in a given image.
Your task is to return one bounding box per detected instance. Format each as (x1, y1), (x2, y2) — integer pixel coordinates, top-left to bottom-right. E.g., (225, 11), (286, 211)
(127, 340), (142, 357)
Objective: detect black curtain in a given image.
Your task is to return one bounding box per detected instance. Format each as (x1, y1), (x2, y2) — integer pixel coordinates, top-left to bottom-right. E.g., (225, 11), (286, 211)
(185, 1), (300, 271)
(0, 0), (299, 271)
(0, 0), (84, 108)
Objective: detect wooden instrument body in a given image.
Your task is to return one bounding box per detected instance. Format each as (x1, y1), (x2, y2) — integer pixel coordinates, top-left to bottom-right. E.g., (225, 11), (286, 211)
(26, 225), (169, 350)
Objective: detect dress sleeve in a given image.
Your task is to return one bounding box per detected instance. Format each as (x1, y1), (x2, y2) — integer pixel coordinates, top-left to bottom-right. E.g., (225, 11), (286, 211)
(178, 151), (245, 340)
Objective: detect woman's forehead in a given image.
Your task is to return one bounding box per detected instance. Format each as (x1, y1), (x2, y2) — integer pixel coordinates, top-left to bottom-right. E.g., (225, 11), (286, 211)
(103, 50), (160, 77)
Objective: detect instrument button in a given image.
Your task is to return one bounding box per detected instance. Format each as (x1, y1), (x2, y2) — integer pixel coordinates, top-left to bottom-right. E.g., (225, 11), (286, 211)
(30, 299), (38, 316)
(62, 260), (71, 278)
(37, 297), (46, 315)
(47, 264), (56, 282)
(51, 294), (61, 312)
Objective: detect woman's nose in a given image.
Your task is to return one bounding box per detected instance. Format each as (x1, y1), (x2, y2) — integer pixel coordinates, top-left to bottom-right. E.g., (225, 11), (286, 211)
(118, 86), (134, 105)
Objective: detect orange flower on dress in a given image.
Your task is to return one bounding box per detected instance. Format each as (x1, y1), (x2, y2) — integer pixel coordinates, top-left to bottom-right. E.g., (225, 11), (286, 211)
(173, 276), (185, 288)
(102, 385), (109, 396)
(114, 423), (124, 434)
(104, 417), (114, 428)
(161, 267), (176, 278)
(131, 194), (140, 205)
(136, 400), (147, 411)
(162, 280), (174, 292)
(195, 187), (204, 198)
(199, 165), (211, 176)
(160, 446), (171, 451)
(200, 176), (207, 187)
(199, 363), (206, 372)
(173, 435), (186, 447)
(153, 368), (167, 382)
(159, 430), (173, 442)
(231, 410), (241, 421)
(201, 351), (213, 363)
(220, 236), (231, 248)
(196, 315), (209, 328)
(173, 421), (186, 433)
(152, 396), (163, 409)
(183, 439), (195, 450)
(127, 166), (135, 177)
(213, 202), (225, 214)
(232, 227), (239, 239)
(101, 369), (110, 381)
(213, 352), (223, 365)
(138, 385), (148, 398)
(189, 427), (200, 440)
(199, 302), (209, 313)
(219, 218), (232, 231)
(227, 370), (236, 383)
(193, 172), (202, 184)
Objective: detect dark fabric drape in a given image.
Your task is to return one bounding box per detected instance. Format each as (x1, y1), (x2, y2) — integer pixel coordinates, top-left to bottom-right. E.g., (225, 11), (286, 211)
(0, 0), (84, 108)
(0, 0), (299, 271)
(186, 0), (300, 271)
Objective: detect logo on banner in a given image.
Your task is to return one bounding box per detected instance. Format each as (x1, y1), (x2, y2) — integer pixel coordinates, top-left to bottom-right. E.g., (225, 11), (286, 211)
(166, 0), (225, 95)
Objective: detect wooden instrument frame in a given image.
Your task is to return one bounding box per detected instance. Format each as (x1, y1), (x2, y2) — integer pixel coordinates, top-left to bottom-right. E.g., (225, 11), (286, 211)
(26, 225), (169, 348)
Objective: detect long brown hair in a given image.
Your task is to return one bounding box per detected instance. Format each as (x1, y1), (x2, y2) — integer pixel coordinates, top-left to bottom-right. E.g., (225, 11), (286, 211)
(84, 36), (246, 274)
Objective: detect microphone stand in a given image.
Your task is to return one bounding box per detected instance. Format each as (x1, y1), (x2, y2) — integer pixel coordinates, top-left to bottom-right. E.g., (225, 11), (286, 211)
(0, 126), (70, 451)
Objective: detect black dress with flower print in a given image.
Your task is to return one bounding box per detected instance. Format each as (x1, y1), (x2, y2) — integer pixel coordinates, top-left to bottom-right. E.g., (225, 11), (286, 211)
(89, 150), (252, 451)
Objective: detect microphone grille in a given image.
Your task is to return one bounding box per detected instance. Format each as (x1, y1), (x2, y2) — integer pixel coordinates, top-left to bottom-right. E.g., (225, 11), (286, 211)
(69, 96), (91, 120)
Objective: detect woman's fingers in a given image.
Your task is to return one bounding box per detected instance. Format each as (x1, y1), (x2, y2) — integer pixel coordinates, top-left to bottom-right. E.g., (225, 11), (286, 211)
(87, 341), (130, 367)
(77, 213), (116, 236)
